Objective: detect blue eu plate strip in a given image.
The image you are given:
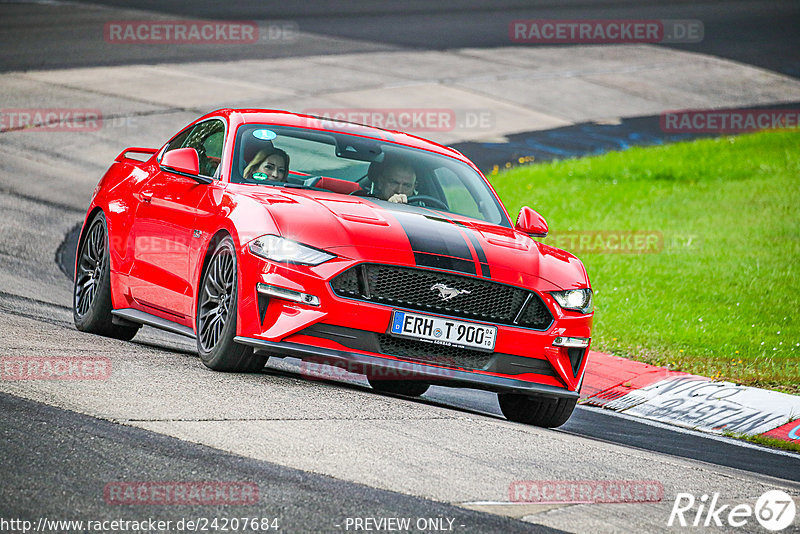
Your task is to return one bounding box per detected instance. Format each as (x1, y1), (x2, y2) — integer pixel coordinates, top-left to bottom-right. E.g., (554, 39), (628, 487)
(391, 311), (405, 334)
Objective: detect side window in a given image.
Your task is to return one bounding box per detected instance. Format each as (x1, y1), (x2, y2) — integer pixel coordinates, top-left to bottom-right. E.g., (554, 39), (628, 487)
(203, 131), (224, 164)
(163, 119), (226, 178)
(164, 127), (192, 153)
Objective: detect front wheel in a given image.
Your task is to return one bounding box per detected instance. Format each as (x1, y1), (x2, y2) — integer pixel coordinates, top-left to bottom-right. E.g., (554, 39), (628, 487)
(196, 236), (266, 372)
(73, 212), (139, 341)
(498, 393), (577, 428)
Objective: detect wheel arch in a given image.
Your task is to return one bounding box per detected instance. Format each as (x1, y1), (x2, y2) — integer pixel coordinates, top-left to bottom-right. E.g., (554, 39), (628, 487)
(193, 229), (234, 330)
(74, 207), (105, 281)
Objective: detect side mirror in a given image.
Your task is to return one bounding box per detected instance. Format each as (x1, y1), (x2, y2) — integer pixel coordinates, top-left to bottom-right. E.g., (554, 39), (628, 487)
(160, 147), (213, 185)
(161, 147), (199, 175)
(515, 206), (548, 237)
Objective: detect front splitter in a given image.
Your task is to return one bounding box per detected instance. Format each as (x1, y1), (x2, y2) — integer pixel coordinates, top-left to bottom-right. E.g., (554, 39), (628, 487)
(234, 336), (579, 400)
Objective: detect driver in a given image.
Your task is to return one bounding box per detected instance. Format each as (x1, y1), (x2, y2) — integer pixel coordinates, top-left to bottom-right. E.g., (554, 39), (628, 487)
(367, 156), (416, 203)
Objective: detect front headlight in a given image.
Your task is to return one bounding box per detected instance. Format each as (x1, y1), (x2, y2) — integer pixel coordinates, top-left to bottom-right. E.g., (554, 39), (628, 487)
(550, 288), (593, 314)
(248, 235), (335, 266)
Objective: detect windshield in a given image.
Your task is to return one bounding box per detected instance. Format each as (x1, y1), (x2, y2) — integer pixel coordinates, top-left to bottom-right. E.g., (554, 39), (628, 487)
(230, 124), (508, 226)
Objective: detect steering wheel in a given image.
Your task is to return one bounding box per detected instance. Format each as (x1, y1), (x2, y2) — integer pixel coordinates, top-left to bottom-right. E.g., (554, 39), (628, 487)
(407, 195), (448, 210)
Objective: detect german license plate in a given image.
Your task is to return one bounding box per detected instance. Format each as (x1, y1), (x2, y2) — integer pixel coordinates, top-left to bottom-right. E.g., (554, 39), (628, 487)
(389, 310), (497, 351)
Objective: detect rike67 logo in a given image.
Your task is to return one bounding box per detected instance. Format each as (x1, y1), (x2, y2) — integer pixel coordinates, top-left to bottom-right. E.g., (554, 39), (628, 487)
(668, 490), (796, 531)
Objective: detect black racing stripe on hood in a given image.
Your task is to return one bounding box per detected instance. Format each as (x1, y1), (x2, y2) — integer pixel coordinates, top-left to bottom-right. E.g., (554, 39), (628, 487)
(413, 252), (476, 275)
(417, 210), (492, 280)
(452, 220), (492, 279)
(388, 208), (477, 276)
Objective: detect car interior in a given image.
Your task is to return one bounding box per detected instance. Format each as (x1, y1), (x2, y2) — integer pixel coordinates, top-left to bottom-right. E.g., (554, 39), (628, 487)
(228, 124), (503, 224)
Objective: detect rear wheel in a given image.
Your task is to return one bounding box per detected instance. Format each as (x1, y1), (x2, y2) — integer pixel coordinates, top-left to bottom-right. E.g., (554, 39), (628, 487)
(367, 377), (430, 397)
(73, 212), (139, 340)
(498, 393), (577, 428)
(197, 237), (266, 372)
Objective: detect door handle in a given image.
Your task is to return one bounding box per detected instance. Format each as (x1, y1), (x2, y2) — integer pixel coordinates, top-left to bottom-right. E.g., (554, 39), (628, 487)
(141, 191), (153, 203)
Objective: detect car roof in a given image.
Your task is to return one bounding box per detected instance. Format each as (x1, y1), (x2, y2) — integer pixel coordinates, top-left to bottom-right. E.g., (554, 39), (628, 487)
(198, 108), (478, 171)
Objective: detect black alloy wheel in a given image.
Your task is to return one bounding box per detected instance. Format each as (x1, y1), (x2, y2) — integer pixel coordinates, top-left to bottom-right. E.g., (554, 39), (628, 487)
(197, 236), (266, 372)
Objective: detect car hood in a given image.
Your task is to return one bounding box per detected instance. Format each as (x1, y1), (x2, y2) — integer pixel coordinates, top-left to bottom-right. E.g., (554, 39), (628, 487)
(241, 189), (589, 291)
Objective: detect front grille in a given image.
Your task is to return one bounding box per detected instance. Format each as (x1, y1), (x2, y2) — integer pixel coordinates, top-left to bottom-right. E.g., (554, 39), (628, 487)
(377, 334), (492, 370)
(330, 264), (553, 330)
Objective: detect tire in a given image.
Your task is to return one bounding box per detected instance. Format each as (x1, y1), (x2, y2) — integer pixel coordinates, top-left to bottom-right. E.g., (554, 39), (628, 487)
(73, 212), (140, 341)
(196, 236), (266, 372)
(367, 377), (430, 397)
(498, 393), (577, 428)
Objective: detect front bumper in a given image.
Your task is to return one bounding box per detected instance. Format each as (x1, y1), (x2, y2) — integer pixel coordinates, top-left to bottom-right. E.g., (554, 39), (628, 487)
(234, 335), (580, 400)
(236, 247), (593, 394)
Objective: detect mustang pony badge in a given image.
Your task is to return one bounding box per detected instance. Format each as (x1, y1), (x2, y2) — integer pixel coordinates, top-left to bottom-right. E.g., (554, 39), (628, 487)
(430, 283), (471, 301)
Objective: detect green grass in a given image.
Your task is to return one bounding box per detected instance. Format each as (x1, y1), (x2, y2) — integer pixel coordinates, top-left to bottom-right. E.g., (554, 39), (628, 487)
(722, 429), (800, 453)
(490, 130), (800, 393)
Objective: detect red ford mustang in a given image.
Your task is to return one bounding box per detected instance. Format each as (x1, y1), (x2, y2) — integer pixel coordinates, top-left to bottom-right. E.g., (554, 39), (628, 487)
(73, 109), (593, 427)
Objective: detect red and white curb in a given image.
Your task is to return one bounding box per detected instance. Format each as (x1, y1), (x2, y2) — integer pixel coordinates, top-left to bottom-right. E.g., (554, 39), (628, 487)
(580, 351), (800, 445)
